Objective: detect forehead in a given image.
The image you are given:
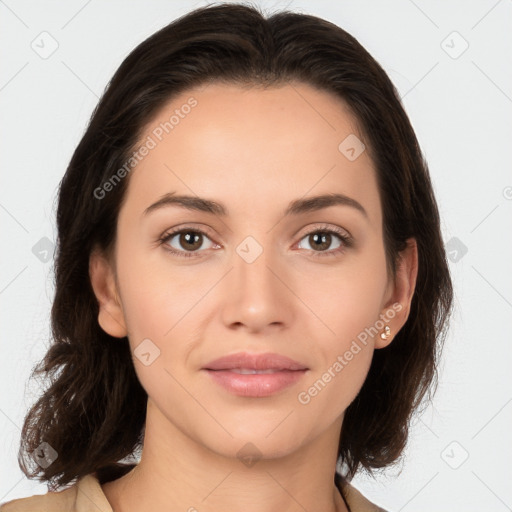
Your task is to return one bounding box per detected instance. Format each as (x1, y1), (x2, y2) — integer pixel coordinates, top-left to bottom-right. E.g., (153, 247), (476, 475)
(120, 82), (382, 229)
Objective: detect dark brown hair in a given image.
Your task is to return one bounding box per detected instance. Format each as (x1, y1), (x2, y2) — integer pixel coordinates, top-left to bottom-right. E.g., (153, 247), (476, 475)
(18, 2), (453, 491)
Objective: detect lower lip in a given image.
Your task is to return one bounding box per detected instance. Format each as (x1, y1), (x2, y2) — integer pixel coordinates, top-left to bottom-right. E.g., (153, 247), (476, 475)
(204, 369), (307, 397)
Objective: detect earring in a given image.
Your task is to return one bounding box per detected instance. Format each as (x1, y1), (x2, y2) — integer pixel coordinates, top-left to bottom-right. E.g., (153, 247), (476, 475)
(380, 325), (391, 340)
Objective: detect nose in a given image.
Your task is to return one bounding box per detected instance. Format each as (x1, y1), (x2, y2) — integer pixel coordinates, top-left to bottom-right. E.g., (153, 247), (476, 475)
(220, 239), (294, 334)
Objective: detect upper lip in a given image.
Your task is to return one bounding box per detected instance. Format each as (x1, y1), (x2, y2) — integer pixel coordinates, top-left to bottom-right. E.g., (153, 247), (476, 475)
(203, 352), (308, 371)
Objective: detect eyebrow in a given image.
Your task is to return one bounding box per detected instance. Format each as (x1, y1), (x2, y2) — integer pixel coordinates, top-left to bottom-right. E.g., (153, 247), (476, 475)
(142, 192), (368, 220)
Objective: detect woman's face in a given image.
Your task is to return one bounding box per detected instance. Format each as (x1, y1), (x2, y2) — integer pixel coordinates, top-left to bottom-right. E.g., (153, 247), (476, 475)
(91, 82), (414, 461)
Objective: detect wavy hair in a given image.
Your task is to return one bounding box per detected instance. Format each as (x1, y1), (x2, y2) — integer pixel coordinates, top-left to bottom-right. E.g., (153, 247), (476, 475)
(17, 2), (453, 491)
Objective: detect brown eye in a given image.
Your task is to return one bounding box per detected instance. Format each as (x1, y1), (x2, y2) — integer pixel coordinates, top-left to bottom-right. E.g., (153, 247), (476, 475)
(298, 230), (343, 252)
(296, 227), (352, 258)
(307, 232), (333, 252)
(160, 228), (217, 258)
(177, 231), (203, 251)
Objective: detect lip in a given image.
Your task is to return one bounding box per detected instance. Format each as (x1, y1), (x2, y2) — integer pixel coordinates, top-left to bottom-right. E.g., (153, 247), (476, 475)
(203, 352), (308, 371)
(202, 352), (309, 398)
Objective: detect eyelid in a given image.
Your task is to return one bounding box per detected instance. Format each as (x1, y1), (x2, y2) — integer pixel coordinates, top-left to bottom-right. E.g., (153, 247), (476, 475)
(159, 222), (218, 241)
(160, 222), (352, 242)
(298, 223), (351, 239)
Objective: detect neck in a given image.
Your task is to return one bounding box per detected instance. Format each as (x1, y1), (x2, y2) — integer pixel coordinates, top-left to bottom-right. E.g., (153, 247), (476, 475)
(101, 400), (349, 512)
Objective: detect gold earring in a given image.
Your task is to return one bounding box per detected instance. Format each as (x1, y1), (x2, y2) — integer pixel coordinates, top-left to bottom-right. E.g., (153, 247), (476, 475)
(380, 325), (391, 340)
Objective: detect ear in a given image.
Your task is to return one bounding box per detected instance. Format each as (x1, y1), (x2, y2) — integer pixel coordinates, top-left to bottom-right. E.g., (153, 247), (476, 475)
(376, 237), (418, 349)
(89, 247), (128, 338)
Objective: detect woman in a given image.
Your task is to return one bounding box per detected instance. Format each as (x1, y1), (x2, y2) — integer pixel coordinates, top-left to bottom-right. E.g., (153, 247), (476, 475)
(1, 3), (453, 511)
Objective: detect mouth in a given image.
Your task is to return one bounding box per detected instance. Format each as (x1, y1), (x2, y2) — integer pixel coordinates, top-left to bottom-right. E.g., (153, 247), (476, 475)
(203, 351), (308, 372)
(203, 368), (307, 397)
(202, 351), (308, 397)
(216, 368), (294, 374)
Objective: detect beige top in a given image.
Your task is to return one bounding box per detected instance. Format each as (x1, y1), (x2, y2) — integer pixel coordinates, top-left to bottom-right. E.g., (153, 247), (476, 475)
(0, 472), (387, 512)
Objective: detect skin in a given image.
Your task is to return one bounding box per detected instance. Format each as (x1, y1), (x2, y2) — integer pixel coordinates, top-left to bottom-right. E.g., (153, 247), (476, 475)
(89, 82), (418, 512)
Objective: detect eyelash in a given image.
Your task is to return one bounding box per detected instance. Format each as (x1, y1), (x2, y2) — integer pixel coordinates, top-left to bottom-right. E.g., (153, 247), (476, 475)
(157, 224), (353, 259)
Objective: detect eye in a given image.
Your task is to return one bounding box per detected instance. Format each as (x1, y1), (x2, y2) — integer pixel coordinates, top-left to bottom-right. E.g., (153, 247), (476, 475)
(158, 224), (353, 259)
(158, 227), (218, 258)
(296, 225), (353, 258)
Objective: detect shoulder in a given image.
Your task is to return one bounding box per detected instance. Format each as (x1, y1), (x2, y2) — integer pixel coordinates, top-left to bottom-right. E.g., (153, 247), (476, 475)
(0, 485), (77, 512)
(0, 473), (112, 512)
(341, 481), (389, 512)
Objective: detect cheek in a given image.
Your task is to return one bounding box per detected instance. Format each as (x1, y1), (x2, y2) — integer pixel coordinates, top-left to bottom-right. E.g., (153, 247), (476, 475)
(293, 256), (389, 347)
(289, 253), (387, 408)
(116, 248), (217, 398)
(116, 236), (208, 341)
(293, 275), (380, 421)
(296, 344), (373, 426)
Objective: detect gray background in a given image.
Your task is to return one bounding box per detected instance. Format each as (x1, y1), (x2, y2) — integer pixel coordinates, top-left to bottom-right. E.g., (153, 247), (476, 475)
(1, 1), (511, 511)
